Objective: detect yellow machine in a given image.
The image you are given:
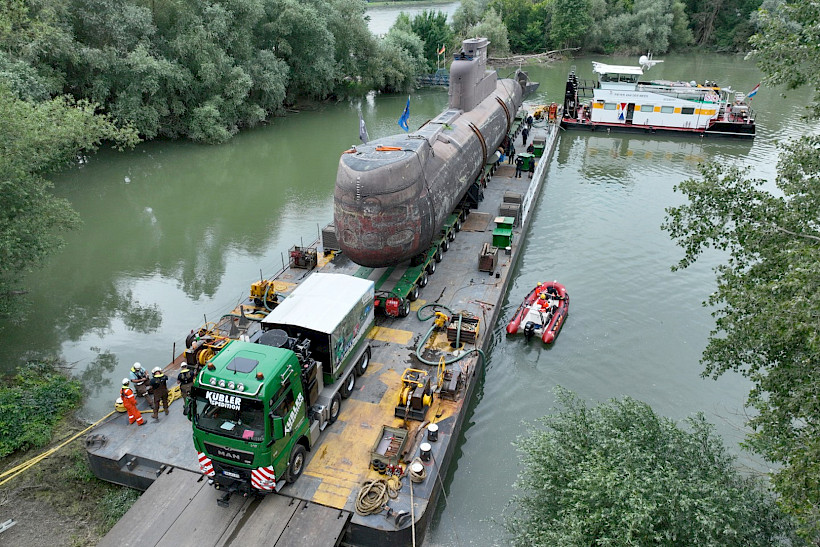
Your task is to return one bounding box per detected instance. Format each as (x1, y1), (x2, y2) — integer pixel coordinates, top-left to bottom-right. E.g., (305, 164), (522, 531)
(250, 279), (279, 309)
(395, 368), (433, 421)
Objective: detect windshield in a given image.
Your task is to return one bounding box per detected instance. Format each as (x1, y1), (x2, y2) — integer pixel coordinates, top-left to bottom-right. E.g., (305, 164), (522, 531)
(192, 387), (265, 442)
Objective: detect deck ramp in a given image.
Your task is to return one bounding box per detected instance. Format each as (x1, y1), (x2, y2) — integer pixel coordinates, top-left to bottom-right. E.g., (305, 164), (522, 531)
(98, 468), (351, 547)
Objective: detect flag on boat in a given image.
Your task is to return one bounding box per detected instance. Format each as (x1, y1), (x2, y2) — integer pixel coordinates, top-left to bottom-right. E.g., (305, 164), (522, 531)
(747, 83), (760, 99)
(437, 44), (446, 55)
(398, 96), (410, 132)
(358, 108), (369, 144)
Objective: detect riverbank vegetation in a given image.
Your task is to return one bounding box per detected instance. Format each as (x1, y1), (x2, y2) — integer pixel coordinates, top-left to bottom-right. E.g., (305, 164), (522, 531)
(0, 361), (138, 545)
(508, 388), (802, 546)
(662, 2), (820, 542)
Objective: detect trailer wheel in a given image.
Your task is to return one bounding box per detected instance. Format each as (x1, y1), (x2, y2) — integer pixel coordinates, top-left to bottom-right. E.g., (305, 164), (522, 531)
(447, 230), (455, 242)
(328, 393), (341, 424)
(442, 239), (450, 251)
(433, 249), (442, 263)
(354, 347), (371, 376)
(286, 445), (307, 483)
(408, 285), (419, 302)
(455, 219), (462, 232)
(426, 261), (436, 275)
(340, 372), (355, 399)
(399, 300), (411, 318)
(418, 272), (429, 288)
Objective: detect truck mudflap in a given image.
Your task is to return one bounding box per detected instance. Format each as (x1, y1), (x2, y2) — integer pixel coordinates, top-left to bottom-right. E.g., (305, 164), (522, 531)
(251, 465), (276, 492)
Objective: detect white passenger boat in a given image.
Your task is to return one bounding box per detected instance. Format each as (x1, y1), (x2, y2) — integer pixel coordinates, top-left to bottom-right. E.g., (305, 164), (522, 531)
(561, 56), (756, 138)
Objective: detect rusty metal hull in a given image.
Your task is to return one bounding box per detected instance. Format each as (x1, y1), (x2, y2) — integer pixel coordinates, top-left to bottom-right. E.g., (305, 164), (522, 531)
(335, 79), (522, 267)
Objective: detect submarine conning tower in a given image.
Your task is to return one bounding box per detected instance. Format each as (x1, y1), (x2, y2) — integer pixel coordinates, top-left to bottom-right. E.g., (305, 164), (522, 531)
(334, 37), (531, 268)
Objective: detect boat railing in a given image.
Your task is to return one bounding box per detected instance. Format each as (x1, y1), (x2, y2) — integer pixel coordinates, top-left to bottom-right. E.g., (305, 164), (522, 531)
(576, 78), (596, 99)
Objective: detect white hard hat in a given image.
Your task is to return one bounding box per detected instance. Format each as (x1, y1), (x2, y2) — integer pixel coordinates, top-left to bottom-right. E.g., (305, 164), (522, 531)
(152, 366), (161, 373)
(122, 378), (130, 386)
(133, 362), (142, 370)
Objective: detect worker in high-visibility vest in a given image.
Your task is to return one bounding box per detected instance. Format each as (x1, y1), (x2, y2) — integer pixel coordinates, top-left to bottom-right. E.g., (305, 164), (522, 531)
(120, 379), (145, 426)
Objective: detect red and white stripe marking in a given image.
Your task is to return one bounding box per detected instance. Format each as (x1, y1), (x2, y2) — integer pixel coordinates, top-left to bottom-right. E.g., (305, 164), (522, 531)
(251, 466), (276, 491)
(197, 452), (215, 477)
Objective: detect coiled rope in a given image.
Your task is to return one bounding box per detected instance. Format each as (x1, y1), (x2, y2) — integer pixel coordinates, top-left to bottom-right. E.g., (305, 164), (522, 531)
(355, 476), (402, 516)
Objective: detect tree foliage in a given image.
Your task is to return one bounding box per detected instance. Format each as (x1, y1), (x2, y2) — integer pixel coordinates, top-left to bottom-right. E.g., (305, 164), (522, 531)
(662, 3), (820, 540)
(508, 388), (801, 546)
(409, 10), (453, 72)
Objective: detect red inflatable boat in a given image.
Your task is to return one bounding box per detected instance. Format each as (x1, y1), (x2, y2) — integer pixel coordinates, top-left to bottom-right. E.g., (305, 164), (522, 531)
(505, 281), (569, 344)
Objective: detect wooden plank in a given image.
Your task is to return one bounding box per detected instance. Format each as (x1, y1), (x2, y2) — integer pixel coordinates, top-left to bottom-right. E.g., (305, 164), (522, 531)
(276, 501), (350, 547)
(215, 494), (299, 546)
(98, 468), (205, 547)
(156, 481), (251, 546)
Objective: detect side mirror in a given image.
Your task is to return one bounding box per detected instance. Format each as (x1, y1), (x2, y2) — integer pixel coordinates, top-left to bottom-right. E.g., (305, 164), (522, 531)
(272, 416), (284, 440)
(186, 400), (194, 422)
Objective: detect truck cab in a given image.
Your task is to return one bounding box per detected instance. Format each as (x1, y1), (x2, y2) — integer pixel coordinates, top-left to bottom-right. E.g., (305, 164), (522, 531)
(191, 341), (309, 502)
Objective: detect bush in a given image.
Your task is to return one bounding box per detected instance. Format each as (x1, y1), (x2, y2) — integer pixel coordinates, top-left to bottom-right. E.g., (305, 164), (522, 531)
(0, 360), (83, 458)
(507, 387), (802, 546)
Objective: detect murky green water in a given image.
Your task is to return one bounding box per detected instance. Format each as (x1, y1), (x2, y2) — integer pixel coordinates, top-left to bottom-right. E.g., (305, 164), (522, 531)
(1, 47), (815, 544)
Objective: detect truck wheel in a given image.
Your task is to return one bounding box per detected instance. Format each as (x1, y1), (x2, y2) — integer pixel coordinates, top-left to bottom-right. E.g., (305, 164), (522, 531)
(427, 260), (437, 274)
(418, 272), (428, 288)
(399, 300), (410, 318)
(286, 445), (307, 483)
(340, 372), (355, 399)
(328, 393), (341, 424)
(354, 347), (371, 376)
(408, 286), (419, 302)
(433, 249), (442, 263)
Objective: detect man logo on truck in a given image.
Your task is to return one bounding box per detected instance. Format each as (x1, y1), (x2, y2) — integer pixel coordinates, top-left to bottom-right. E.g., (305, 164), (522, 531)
(285, 392), (304, 435)
(206, 391), (242, 411)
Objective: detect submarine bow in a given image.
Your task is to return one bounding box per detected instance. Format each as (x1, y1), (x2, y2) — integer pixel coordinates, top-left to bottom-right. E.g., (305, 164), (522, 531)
(334, 38), (532, 268)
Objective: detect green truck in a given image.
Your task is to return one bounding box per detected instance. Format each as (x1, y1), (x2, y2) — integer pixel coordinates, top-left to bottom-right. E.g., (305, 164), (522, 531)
(190, 273), (374, 505)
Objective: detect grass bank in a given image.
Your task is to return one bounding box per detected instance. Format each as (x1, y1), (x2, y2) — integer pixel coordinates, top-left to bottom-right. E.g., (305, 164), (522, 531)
(0, 361), (139, 546)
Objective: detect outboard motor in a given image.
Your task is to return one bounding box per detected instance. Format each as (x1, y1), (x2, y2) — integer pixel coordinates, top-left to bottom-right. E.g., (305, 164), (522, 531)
(523, 321), (536, 341)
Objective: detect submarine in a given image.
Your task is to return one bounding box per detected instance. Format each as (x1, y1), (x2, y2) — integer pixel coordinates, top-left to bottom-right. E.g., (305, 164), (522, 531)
(334, 37), (538, 267)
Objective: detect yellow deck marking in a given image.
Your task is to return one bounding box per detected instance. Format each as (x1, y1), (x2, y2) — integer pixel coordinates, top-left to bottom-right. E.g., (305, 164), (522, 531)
(368, 326), (413, 346)
(409, 299), (427, 312)
(272, 280), (295, 292)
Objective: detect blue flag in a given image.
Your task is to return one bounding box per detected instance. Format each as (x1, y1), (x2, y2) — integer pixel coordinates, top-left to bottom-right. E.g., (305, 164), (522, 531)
(398, 97), (410, 132)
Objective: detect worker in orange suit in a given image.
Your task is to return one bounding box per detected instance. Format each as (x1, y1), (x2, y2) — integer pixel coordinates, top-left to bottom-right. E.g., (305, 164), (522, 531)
(120, 378), (145, 426)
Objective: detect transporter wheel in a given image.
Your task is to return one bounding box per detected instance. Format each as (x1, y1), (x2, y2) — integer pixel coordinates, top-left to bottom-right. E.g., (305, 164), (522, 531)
(399, 300), (411, 318)
(286, 445), (307, 484)
(433, 249), (442, 264)
(447, 230), (456, 242)
(340, 372), (355, 399)
(328, 393), (341, 424)
(418, 272), (429, 288)
(408, 286), (419, 302)
(455, 219), (462, 232)
(354, 347), (371, 376)
(442, 239), (450, 252)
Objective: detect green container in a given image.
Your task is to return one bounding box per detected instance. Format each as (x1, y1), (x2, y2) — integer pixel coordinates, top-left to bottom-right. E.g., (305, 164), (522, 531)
(532, 138), (546, 157)
(492, 227), (513, 248)
(519, 153), (534, 171)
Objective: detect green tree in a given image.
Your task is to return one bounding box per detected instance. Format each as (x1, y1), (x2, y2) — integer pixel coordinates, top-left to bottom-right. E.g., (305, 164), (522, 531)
(550, 0), (593, 49)
(0, 88), (138, 314)
(469, 8), (511, 58)
(508, 388), (801, 546)
(409, 10), (453, 71)
(662, 3), (820, 540)
(451, 0), (485, 35)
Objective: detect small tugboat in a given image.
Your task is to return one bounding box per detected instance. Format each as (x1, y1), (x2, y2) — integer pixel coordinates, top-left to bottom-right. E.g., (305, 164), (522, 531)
(561, 55), (756, 138)
(506, 281), (569, 344)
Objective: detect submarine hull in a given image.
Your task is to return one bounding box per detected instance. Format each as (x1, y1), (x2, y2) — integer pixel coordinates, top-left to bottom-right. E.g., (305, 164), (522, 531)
(335, 40), (527, 267)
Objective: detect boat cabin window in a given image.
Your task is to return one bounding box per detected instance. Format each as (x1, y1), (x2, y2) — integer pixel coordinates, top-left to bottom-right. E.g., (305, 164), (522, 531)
(604, 103), (617, 110)
(661, 106), (674, 114)
(599, 72), (639, 84)
(681, 107), (695, 115)
(640, 104), (655, 112)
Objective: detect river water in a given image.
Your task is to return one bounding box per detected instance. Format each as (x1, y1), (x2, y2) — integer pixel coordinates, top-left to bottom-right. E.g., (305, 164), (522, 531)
(1, 38), (815, 546)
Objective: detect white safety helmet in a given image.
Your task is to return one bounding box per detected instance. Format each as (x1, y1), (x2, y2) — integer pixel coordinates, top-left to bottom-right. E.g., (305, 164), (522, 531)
(122, 378), (130, 386)
(133, 362), (142, 370)
(152, 366), (161, 374)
